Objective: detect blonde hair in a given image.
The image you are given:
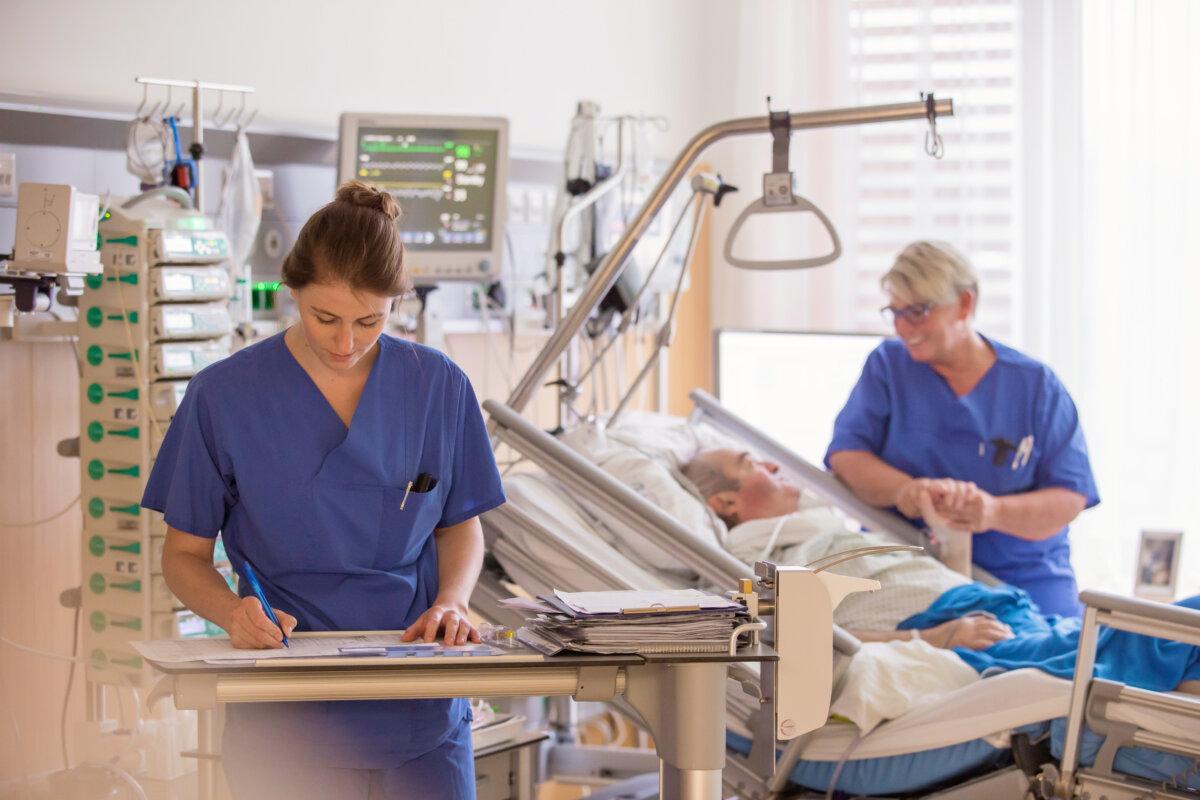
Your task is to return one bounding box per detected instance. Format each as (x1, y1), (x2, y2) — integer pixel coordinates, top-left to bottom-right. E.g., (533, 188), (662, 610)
(882, 241), (979, 307)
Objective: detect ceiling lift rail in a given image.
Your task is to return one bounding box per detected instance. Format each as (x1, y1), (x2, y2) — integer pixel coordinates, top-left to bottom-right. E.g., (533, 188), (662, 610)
(500, 97), (955, 420)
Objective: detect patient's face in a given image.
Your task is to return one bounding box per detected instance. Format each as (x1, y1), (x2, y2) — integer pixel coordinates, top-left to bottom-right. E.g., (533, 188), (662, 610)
(704, 450), (801, 526)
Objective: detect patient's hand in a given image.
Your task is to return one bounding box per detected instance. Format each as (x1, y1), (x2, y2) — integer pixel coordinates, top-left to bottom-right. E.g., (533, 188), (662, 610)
(925, 615), (1014, 650)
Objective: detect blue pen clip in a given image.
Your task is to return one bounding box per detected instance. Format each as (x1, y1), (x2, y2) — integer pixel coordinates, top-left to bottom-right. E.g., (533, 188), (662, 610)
(241, 560), (289, 647)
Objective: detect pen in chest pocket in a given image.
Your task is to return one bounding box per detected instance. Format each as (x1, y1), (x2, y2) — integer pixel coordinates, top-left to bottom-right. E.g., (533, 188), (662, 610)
(399, 473), (438, 510)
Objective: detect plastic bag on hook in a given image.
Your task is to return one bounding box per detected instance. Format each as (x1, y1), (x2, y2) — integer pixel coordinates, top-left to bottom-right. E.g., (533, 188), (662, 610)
(217, 130), (262, 270)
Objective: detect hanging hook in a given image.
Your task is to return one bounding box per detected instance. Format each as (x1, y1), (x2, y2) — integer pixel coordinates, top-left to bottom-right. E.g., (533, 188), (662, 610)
(765, 95), (775, 114)
(135, 82), (149, 119)
(922, 91), (944, 159)
(237, 106), (258, 134)
(210, 89), (225, 128)
(225, 92), (248, 129)
(164, 85), (174, 119)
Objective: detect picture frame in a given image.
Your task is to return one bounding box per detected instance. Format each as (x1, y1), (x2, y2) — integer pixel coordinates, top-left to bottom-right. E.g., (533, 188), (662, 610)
(1134, 529), (1183, 599)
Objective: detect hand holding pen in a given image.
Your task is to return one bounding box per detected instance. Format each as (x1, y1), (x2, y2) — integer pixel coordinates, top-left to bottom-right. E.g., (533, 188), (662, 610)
(227, 561), (297, 649)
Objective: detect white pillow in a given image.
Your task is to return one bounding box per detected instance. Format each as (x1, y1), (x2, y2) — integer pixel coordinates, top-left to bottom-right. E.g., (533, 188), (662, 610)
(558, 415), (737, 559)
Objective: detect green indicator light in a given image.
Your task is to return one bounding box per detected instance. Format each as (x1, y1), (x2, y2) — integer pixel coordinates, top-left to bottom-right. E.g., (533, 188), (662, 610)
(177, 216), (208, 230)
(111, 541), (141, 554)
(111, 427), (139, 440)
(86, 274), (103, 290)
(87, 460), (105, 481)
(88, 534), (106, 556)
(113, 655), (143, 669)
(86, 307), (103, 328)
(87, 421), (104, 442)
(86, 346), (103, 366)
(86, 384), (104, 405)
(114, 273), (138, 285)
(91, 649), (108, 667)
(252, 281), (281, 292)
(89, 573), (106, 594)
(112, 580), (141, 593)
(110, 465), (140, 478)
(110, 351), (133, 361)
(109, 387), (138, 401)
(112, 618), (141, 631)
(111, 503), (140, 517)
(444, 140), (454, 148)
(87, 498), (105, 519)
(105, 234), (138, 246)
(455, 144), (471, 159)
(89, 611), (107, 633)
(128, 311), (138, 324)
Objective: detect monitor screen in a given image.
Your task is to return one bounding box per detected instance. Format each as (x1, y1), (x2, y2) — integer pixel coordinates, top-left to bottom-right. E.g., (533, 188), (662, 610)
(351, 125), (501, 252)
(716, 330), (883, 466)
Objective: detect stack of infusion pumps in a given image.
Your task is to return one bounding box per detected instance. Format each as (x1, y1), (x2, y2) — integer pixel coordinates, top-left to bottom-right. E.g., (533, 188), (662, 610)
(79, 193), (234, 686)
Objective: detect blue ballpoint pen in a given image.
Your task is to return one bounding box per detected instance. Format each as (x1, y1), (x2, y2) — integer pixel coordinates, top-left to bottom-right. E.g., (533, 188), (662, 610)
(240, 560), (289, 647)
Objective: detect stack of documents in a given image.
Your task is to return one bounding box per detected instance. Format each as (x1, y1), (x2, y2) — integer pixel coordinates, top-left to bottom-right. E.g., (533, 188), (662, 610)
(510, 589), (746, 656)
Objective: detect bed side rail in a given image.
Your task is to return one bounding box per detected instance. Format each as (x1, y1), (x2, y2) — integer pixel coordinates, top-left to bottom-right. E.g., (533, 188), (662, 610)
(688, 388), (927, 547)
(1058, 590), (1200, 795)
(486, 398), (751, 589)
(485, 398), (865, 659)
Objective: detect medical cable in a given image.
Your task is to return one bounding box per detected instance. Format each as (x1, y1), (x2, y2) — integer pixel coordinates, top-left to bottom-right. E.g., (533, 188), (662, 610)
(125, 116), (170, 185)
(573, 186), (699, 388)
(0, 636), (87, 664)
(825, 732), (867, 800)
(755, 512), (797, 563)
(0, 494), (80, 528)
(804, 544), (924, 573)
(59, 603), (80, 769)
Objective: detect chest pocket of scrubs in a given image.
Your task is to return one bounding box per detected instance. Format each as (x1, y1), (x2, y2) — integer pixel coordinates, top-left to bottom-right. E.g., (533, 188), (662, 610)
(375, 484), (445, 570)
(307, 479), (387, 572)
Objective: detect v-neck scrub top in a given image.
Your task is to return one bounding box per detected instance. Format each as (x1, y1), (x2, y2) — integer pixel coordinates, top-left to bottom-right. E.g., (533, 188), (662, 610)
(142, 332), (506, 768)
(825, 337), (1099, 617)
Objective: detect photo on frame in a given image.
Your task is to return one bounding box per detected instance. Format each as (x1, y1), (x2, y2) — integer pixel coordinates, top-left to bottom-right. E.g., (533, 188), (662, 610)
(1134, 529), (1183, 599)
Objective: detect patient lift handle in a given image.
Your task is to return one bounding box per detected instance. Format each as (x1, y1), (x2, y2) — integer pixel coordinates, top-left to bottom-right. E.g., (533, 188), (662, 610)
(722, 104), (843, 272)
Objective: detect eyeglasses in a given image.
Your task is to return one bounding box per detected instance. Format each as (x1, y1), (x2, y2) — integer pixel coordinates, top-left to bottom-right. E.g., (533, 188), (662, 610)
(880, 302), (936, 325)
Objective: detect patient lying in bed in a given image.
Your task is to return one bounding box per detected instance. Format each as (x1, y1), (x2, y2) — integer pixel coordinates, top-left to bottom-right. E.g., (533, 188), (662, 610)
(683, 448), (1200, 696)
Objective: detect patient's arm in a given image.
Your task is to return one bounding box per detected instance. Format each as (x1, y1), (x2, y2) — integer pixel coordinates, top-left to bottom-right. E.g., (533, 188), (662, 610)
(849, 615), (1014, 651)
(1177, 680), (1200, 696)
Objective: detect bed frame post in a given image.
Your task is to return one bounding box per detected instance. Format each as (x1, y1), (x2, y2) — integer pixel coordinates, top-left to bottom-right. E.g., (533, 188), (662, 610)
(1056, 603), (1099, 796)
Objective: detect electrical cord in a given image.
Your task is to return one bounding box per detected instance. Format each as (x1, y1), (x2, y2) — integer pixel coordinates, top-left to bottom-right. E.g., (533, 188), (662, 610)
(60, 604), (81, 769)
(0, 635), (87, 664)
(0, 494), (80, 528)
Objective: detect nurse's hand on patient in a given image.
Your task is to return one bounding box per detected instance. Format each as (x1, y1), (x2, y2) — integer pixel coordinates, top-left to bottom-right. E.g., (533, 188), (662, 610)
(401, 598), (481, 646)
(936, 486), (999, 533)
(226, 596), (297, 649)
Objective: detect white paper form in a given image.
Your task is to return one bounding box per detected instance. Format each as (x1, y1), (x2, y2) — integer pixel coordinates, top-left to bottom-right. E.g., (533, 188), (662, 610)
(552, 589), (741, 616)
(131, 633), (408, 664)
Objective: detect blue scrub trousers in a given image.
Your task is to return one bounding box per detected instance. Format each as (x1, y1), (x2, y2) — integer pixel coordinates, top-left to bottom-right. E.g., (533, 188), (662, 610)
(221, 716), (475, 800)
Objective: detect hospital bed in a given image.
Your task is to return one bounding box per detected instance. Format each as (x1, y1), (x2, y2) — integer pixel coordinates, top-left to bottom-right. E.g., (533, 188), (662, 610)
(475, 391), (1200, 800)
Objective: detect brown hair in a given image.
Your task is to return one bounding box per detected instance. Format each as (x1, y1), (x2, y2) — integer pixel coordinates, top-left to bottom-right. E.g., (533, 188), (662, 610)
(281, 180), (410, 296)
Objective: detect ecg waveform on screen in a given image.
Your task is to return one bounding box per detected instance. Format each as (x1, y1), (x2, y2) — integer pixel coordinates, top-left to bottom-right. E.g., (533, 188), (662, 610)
(363, 161), (445, 172)
(391, 188), (445, 201)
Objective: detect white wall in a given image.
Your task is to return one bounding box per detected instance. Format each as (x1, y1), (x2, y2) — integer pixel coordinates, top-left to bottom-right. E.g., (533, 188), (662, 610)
(2, 0), (717, 156)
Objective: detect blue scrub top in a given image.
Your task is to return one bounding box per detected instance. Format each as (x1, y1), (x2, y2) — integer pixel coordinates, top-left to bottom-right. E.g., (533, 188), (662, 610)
(825, 336), (1099, 617)
(143, 332), (506, 768)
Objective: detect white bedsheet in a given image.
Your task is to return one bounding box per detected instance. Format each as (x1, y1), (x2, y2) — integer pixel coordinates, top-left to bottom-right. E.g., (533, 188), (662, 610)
(829, 638), (980, 734)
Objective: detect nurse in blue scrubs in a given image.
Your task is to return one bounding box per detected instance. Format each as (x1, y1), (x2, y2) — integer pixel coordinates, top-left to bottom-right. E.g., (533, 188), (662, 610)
(825, 241), (1099, 617)
(143, 181), (506, 799)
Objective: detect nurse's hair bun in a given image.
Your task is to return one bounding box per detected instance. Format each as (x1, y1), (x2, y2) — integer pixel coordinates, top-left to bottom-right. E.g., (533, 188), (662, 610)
(335, 180), (402, 222)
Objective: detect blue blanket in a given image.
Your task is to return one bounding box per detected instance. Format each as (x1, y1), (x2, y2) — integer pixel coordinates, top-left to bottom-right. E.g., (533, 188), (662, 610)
(897, 583), (1200, 691)
(899, 584), (1200, 790)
